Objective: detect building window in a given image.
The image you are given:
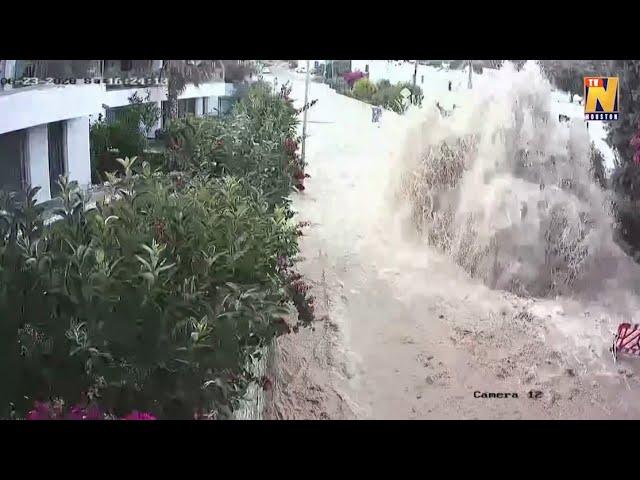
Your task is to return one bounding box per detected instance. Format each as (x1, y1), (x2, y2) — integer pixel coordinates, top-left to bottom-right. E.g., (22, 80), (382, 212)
(0, 130), (28, 193)
(48, 121), (67, 197)
(421, 75), (424, 84)
(218, 96), (234, 116)
(120, 60), (132, 71)
(178, 98), (196, 118)
(365, 64), (369, 73)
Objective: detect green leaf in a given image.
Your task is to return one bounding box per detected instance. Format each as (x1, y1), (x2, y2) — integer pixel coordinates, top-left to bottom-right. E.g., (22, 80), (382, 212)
(140, 272), (155, 284)
(135, 255), (152, 271)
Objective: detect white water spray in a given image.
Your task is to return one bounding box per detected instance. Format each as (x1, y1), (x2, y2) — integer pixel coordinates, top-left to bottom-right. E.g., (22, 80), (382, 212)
(394, 61), (640, 302)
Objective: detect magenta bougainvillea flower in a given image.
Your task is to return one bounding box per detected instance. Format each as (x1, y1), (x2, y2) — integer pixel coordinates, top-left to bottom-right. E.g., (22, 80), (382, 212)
(63, 404), (103, 420)
(25, 400), (156, 420)
(26, 401), (54, 420)
(342, 71), (366, 86)
(122, 411), (157, 420)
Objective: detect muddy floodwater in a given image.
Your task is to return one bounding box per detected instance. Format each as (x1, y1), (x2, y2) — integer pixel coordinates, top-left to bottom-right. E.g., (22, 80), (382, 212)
(264, 63), (640, 420)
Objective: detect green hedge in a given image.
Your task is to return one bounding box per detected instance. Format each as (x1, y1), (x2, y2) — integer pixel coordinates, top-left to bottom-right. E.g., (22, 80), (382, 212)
(161, 82), (302, 207)
(0, 170), (309, 419)
(1, 82), (313, 420)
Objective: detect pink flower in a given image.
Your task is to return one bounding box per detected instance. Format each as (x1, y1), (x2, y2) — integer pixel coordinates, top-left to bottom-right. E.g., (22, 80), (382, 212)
(26, 401), (54, 420)
(63, 404), (105, 420)
(64, 405), (86, 420)
(122, 411), (157, 420)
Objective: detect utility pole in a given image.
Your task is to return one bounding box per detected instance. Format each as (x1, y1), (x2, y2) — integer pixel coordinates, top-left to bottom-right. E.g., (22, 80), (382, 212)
(301, 60), (311, 164)
(468, 60), (473, 89)
(412, 59), (418, 104)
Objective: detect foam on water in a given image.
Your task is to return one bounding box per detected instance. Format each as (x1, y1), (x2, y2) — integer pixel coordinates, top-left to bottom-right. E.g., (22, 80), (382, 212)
(394, 61), (640, 302)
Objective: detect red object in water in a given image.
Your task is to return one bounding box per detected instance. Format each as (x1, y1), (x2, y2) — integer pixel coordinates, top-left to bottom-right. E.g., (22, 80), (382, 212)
(612, 323), (640, 362)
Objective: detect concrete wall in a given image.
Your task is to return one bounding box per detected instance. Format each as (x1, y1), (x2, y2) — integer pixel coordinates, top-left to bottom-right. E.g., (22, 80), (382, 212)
(180, 81), (227, 100)
(1, 80), (230, 135)
(26, 125), (51, 202)
(206, 96), (219, 115)
(65, 117), (91, 188)
(0, 84), (104, 135)
(103, 86), (166, 110)
(195, 96), (204, 116)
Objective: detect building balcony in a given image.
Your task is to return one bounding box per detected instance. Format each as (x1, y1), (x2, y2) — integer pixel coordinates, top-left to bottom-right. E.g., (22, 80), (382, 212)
(9, 60), (103, 88)
(0, 82), (105, 135)
(102, 60), (164, 90)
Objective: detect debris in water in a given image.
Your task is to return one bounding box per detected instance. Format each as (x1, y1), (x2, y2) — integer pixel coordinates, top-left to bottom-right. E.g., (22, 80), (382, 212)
(547, 391), (560, 406)
(260, 376), (273, 392)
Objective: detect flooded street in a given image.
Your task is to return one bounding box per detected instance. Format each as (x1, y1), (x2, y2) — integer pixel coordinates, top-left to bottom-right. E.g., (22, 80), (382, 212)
(265, 63), (640, 419)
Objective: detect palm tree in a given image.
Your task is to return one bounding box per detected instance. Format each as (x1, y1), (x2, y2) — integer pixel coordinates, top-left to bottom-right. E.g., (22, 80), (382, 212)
(162, 60), (223, 123)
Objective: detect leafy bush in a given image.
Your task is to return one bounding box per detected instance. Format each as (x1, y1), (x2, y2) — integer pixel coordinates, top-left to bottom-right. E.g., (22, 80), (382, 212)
(90, 92), (161, 183)
(398, 82), (424, 107)
(372, 81), (402, 110)
(345, 78), (423, 113)
(160, 82), (301, 207)
(0, 169), (310, 419)
(352, 78), (377, 101)
(1, 79), (317, 420)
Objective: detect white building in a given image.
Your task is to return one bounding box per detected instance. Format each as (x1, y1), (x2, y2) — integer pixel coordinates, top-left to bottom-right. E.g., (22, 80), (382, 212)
(0, 60), (236, 203)
(351, 60), (439, 86)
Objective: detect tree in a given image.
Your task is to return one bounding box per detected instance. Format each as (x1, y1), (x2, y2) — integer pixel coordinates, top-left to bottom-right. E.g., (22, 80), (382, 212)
(606, 62), (640, 256)
(163, 60), (222, 123)
(541, 60), (613, 103)
(607, 61), (640, 166)
(221, 61), (250, 83)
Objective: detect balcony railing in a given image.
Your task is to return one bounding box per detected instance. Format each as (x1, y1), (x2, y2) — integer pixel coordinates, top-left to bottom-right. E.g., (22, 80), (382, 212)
(5, 60), (230, 92)
(12, 60), (103, 88)
(103, 60), (164, 90)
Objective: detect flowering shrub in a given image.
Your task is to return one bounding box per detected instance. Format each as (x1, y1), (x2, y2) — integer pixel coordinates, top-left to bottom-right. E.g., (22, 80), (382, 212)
(0, 171), (311, 419)
(25, 400), (156, 420)
(1, 81), (318, 420)
(161, 82), (310, 206)
(352, 78), (377, 101)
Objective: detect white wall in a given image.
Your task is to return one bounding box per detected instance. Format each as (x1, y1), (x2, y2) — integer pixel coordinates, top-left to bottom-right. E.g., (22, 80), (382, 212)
(1, 80), (230, 135)
(207, 96), (219, 115)
(103, 86), (166, 110)
(180, 81), (227, 100)
(66, 117), (91, 188)
(26, 125), (51, 203)
(0, 84), (105, 135)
